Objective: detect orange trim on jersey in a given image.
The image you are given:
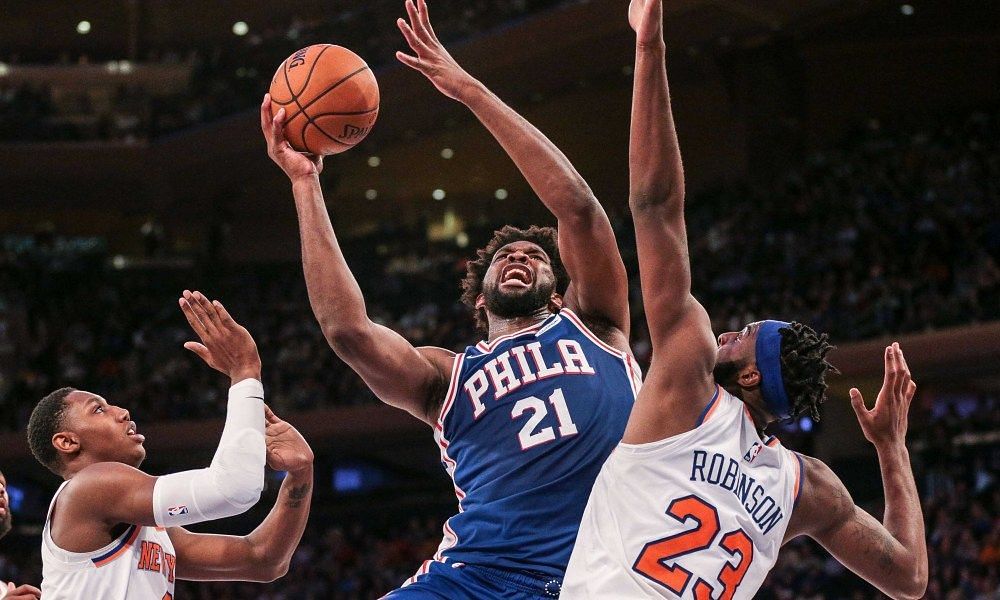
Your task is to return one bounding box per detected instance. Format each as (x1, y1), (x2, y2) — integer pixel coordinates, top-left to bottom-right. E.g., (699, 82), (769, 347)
(766, 437), (781, 447)
(792, 452), (805, 509)
(694, 385), (722, 427)
(92, 525), (141, 567)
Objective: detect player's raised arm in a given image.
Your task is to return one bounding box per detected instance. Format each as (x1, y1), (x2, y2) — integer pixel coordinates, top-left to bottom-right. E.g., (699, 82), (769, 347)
(49, 292), (267, 530)
(261, 96), (451, 425)
(623, 0), (716, 442)
(786, 344), (928, 599)
(170, 406), (314, 583)
(396, 0), (629, 339)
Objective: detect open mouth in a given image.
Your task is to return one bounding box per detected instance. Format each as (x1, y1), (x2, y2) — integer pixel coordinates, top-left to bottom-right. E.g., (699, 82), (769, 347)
(126, 421), (145, 443)
(500, 264), (533, 288)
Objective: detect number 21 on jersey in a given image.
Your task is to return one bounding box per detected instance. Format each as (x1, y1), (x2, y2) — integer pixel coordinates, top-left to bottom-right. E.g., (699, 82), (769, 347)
(633, 495), (754, 600)
(510, 388), (578, 450)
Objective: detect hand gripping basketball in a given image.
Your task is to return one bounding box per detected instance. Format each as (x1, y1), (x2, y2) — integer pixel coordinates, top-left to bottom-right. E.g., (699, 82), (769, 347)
(261, 94), (324, 182)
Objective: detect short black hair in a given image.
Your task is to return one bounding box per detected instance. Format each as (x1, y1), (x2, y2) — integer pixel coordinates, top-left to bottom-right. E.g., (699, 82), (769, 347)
(28, 387), (77, 475)
(778, 322), (838, 421)
(460, 225), (569, 334)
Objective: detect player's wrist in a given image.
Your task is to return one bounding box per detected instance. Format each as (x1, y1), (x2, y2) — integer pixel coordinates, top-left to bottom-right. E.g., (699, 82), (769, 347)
(873, 436), (908, 458)
(229, 368), (262, 386)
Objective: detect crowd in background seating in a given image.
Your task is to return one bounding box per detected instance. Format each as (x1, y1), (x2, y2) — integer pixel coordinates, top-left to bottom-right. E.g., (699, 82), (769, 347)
(0, 0), (564, 142)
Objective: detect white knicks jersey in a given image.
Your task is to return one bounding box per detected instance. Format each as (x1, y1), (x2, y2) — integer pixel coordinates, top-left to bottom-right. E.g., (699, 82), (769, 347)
(563, 386), (803, 600)
(41, 481), (177, 600)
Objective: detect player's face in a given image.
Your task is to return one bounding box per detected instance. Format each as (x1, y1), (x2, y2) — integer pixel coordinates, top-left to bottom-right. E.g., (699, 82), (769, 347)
(62, 391), (146, 468)
(481, 241), (557, 318)
(713, 322), (761, 386)
(0, 471), (11, 539)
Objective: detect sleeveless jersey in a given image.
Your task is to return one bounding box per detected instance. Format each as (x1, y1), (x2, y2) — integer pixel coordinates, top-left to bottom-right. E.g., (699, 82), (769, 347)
(41, 481), (177, 600)
(562, 387), (803, 599)
(411, 309), (641, 581)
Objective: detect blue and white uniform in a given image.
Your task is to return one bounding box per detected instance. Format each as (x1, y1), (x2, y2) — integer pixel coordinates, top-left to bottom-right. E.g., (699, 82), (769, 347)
(392, 309), (640, 598)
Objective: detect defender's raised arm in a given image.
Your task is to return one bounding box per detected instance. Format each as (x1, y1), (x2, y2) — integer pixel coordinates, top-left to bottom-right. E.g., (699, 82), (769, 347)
(397, 0), (629, 340)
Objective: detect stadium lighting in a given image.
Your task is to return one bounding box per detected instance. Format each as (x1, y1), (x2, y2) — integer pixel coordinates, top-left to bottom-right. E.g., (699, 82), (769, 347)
(365, 189), (378, 200)
(432, 189), (446, 201)
(367, 156), (381, 167)
(900, 4), (914, 15)
(441, 148), (454, 159)
(494, 188), (509, 200)
(232, 21), (249, 36)
(0, 62), (11, 77)
(77, 20), (92, 35)
(456, 232), (469, 248)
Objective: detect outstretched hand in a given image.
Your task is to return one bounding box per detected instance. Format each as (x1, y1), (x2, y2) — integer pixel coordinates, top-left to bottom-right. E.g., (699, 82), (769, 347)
(629, 0), (664, 46)
(264, 405), (314, 474)
(179, 290), (262, 384)
(395, 0), (475, 100)
(260, 94), (324, 182)
(850, 342), (917, 449)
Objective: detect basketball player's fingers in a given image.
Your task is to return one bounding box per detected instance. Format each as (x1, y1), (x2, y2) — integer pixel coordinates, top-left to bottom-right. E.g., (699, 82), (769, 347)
(187, 292), (222, 339)
(849, 388), (868, 419)
(212, 299), (239, 330)
(906, 380), (917, 402)
(183, 341), (212, 363)
(260, 94), (272, 135)
(417, 0), (437, 37)
(397, 19), (428, 56)
(264, 404), (280, 424)
(881, 345), (896, 391)
(407, 0), (431, 40)
(271, 109), (290, 148)
(396, 51), (422, 71)
(193, 291), (226, 331)
(179, 296), (210, 341)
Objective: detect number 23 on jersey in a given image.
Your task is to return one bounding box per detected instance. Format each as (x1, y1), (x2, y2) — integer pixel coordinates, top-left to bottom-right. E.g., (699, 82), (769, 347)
(633, 495), (755, 600)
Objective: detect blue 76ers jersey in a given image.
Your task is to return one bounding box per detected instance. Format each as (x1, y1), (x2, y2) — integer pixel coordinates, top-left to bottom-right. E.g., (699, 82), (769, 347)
(426, 308), (641, 579)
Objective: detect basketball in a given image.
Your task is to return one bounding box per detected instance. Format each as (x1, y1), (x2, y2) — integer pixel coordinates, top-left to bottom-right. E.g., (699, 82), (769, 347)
(268, 44), (380, 155)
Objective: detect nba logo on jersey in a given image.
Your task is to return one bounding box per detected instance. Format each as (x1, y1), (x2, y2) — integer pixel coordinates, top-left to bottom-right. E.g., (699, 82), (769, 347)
(167, 505), (188, 517)
(744, 441), (763, 463)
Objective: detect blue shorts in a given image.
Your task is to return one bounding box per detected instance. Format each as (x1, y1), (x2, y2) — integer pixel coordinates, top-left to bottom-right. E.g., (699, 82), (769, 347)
(383, 561), (563, 599)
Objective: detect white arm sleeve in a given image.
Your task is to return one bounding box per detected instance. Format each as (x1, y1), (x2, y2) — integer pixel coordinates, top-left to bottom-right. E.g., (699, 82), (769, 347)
(152, 379), (266, 527)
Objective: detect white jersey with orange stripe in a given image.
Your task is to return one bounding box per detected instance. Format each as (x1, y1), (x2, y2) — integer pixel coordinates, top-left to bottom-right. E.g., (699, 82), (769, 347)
(563, 386), (803, 600)
(41, 481), (177, 600)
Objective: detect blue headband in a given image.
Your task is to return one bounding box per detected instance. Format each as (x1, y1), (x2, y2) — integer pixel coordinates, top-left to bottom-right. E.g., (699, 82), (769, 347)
(755, 320), (792, 419)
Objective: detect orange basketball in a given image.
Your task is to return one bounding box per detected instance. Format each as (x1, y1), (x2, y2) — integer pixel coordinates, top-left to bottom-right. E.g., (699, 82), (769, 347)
(268, 44), (379, 155)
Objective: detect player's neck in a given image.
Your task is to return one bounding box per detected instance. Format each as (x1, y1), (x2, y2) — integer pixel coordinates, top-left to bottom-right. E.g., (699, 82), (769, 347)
(485, 307), (553, 342)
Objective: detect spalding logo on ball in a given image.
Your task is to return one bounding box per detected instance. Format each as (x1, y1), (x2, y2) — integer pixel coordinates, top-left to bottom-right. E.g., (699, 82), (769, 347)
(269, 44), (380, 155)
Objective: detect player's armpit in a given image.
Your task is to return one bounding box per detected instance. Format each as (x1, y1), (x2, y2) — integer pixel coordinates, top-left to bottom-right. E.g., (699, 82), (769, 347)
(59, 462), (158, 527)
(787, 456), (926, 600)
(168, 527), (283, 583)
(329, 320), (453, 425)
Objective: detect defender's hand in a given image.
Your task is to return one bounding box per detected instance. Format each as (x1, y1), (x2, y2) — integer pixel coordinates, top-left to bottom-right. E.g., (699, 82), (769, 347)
(261, 94), (324, 182)
(179, 291), (262, 384)
(850, 343), (917, 449)
(629, 0), (664, 47)
(5, 583), (42, 600)
(395, 0), (476, 100)
(264, 406), (314, 474)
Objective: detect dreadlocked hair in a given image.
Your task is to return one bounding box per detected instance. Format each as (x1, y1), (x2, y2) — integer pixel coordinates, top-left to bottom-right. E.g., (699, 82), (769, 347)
(28, 387), (76, 475)
(778, 322), (839, 421)
(460, 225), (569, 335)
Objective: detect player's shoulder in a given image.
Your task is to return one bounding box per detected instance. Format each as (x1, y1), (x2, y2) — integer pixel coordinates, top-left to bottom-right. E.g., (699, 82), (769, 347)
(63, 462), (145, 498)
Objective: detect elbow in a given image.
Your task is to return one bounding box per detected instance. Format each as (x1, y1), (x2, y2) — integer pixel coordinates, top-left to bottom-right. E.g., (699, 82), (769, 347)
(321, 320), (371, 354)
(260, 561), (291, 583)
(901, 570), (928, 600)
(629, 186), (684, 214)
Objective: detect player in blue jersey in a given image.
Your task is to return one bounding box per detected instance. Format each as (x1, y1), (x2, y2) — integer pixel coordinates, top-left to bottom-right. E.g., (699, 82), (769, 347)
(261, 0), (637, 595)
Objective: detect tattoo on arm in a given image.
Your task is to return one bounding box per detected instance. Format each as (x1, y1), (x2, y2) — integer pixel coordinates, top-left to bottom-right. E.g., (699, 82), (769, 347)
(286, 483), (311, 509)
